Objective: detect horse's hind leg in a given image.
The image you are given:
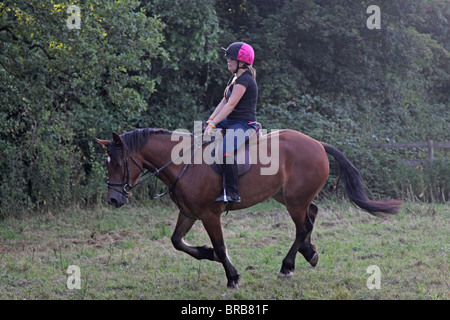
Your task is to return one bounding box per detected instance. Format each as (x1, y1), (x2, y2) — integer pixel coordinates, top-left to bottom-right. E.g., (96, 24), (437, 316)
(278, 203), (309, 277)
(274, 191), (319, 273)
(298, 203), (319, 267)
(171, 212), (219, 262)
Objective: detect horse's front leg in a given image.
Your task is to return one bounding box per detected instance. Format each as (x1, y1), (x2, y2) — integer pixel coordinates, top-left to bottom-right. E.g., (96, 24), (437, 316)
(171, 212), (219, 262)
(201, 212), (240, 289)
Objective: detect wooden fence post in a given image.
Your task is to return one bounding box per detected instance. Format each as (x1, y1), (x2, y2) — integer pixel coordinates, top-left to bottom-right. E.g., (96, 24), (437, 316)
(369, 140), (449, 167)
(427, 140), (434, 168)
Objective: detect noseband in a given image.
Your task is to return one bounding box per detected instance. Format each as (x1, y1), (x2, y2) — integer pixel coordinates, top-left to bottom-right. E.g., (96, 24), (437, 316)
(106, 137), (213, 199)
(106, 155), (145, 197)
(107, 153), (178, 199)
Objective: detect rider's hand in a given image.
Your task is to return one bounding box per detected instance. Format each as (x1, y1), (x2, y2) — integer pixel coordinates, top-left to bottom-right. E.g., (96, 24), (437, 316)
(203, 121), (210, 131)
(204, 123), (214, 136)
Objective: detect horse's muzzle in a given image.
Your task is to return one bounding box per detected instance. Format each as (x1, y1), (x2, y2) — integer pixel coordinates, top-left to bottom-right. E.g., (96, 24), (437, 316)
(107, 193), (129, 208)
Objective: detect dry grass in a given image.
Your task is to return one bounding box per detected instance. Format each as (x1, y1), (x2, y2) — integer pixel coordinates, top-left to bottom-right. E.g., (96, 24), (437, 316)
(0, 200), (448, 299)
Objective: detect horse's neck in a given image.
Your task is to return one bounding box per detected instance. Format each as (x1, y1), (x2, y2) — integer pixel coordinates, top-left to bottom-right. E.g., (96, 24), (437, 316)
(142, 134), (192, 186)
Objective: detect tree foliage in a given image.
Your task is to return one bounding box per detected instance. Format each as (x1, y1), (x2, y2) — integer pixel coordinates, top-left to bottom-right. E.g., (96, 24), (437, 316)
(0, 0), (166, 214)
(1, 0), (449, 216)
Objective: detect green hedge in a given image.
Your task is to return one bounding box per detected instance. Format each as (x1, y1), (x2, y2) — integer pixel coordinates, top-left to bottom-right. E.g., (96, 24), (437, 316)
(1, 0), (448, 217)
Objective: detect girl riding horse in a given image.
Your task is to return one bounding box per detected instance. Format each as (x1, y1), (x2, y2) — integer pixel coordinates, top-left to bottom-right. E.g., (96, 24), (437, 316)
(204, 42), (258, 204)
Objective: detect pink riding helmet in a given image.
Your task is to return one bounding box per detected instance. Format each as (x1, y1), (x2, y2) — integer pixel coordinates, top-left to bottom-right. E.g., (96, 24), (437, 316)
(222, 42), (255, 66)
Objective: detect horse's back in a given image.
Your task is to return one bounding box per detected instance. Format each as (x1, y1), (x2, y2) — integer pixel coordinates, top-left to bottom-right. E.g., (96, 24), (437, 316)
(265, 129), (327, 160)
(273, 129), (330, 190)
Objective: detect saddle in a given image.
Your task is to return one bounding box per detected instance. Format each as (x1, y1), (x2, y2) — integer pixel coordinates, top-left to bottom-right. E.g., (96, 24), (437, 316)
(210, 122), (262, 177)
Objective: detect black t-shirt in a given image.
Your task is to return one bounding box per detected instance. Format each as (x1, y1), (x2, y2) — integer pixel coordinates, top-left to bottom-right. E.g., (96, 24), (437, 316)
(226, 71), (258, 122)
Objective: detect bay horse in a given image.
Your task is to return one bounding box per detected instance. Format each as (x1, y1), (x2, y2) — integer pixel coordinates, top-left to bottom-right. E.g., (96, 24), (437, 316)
(97, 128), (401, 288)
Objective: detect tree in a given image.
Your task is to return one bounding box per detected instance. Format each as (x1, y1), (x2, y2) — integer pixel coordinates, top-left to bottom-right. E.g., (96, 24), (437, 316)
(140, 0), (221, 129)
(0, 0), (165, 215)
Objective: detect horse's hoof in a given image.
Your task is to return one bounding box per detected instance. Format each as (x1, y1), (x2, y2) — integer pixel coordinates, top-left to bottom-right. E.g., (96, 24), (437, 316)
(227, 282), (239, 289)
(309, 252), (319, 267)
(227, 276), (240, 289)
(278, 270), (293, 278)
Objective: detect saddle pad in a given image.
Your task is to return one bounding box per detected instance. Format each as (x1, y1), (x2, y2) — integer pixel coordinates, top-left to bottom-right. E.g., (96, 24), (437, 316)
(211, 144), (252, 177)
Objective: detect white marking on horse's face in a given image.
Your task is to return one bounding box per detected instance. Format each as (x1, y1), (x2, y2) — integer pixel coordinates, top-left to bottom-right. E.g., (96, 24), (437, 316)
(107, 156), (111, 164)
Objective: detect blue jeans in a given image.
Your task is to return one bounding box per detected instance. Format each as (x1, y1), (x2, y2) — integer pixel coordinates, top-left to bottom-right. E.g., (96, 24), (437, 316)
(216, 119), (256, 158)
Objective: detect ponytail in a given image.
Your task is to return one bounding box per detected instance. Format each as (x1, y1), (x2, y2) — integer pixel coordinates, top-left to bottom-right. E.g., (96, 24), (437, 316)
(245, 64), (256, 80)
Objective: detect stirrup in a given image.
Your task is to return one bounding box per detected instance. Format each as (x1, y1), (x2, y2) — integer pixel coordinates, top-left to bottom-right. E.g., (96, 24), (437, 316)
(214, 189), (240, 203)
(215, 193), (228, 203)
(214, 195), (241, 203)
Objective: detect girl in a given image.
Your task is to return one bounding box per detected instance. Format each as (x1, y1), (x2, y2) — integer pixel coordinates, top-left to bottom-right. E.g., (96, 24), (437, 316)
(205, 42), (258, 203)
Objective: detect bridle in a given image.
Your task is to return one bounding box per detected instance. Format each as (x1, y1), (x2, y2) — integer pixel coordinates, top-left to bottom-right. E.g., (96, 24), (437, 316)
(106, 154), (171, 198)
(106, 135), (213, 199)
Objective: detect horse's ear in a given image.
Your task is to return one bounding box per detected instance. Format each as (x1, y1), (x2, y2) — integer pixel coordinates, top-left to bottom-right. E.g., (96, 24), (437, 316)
(96, 138), (110, 148)
(112, 132), (122, 147)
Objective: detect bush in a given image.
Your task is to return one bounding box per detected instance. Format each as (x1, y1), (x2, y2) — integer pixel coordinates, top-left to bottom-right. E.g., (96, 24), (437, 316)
(393, 160), (449, 203)
(1, 0), (448, 217)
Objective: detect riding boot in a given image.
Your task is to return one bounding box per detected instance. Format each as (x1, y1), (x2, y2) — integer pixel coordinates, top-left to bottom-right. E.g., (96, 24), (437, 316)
(215, 158), (241, 203)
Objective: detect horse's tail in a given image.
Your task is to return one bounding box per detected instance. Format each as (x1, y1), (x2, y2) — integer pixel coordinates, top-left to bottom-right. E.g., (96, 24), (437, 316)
(321, 142), (402, 216)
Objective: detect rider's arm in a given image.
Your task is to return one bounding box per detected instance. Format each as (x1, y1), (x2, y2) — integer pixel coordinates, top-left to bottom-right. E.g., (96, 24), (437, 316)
(208, 97), (227, 122)
(209, 84), (246, 125)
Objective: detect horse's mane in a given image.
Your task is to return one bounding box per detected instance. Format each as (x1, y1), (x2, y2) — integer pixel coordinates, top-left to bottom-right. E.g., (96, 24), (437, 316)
(122, 128), (172, 152)
(107, 128), (173, 165)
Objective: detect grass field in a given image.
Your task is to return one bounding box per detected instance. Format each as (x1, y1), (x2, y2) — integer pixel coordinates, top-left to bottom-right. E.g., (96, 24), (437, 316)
(0, 200), (448, 300)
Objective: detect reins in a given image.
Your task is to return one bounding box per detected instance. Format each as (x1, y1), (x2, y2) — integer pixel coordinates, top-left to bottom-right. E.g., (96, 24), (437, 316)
(106, 152), (178, 198)
(107, 134), (212, 201)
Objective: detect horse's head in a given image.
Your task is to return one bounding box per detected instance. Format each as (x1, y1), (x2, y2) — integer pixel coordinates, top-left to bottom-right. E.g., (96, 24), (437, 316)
(96, 132), (142, 208)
